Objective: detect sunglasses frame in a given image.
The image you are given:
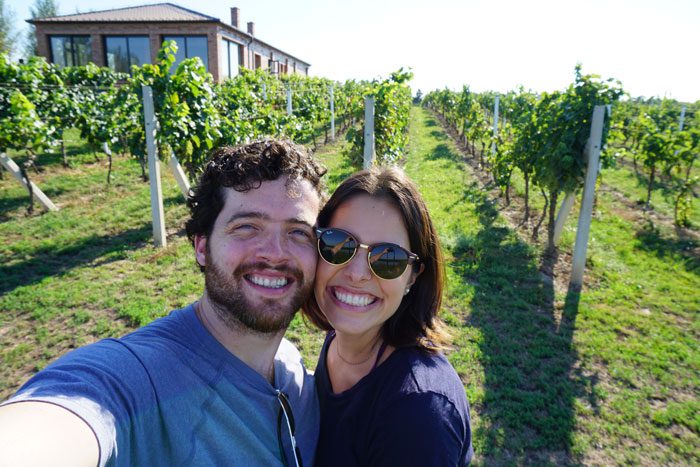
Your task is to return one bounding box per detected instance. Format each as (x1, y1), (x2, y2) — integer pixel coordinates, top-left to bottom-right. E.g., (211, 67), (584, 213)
(315, 227), (420, 280)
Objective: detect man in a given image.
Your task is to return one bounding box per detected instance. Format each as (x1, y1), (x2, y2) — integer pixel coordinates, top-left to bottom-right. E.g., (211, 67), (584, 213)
(0, 139), (327, 467)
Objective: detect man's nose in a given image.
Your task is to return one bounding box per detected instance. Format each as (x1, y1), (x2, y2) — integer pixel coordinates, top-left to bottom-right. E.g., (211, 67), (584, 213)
(256, 230), (289, 264)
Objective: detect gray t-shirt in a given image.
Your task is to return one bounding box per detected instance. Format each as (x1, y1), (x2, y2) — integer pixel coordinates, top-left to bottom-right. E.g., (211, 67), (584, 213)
(3, 305), (319, 466)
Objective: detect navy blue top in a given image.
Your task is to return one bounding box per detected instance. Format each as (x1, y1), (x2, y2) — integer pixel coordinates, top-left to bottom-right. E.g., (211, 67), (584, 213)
(315, 333), (473, 466)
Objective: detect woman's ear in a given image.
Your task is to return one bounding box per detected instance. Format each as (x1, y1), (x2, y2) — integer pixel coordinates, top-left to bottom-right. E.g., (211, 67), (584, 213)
(194, 234), (207, 268)
(406, 263), (424, 292)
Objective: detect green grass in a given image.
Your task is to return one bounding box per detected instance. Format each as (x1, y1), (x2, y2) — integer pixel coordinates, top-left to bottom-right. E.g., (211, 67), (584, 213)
(1, 115), (698, 465)
(411, 107), (698, 465)
(600, 159), (700, 225)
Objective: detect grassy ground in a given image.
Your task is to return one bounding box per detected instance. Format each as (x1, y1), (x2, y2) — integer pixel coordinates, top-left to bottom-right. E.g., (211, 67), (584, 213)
(414, 107), (698, 465)
(1, 113), (698, 465)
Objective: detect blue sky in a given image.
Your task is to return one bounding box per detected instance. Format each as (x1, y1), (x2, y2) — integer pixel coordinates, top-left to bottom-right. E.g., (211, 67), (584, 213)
(6, 0), (700, 102)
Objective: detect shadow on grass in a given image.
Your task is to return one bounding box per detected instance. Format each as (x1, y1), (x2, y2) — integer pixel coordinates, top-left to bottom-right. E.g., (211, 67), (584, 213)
(634, 222), (699, 276)
(0, 193), (33, 220)
(430, 130), (448, 140)
(425, 143), (457, 162)
(630, 167), (689, 202)
(8, 140), (104, 171)
(453, 183), (592, 464)
(0, 225), (152, 296)
(0, 185), (70, 220)
(419, 106), (598, 462)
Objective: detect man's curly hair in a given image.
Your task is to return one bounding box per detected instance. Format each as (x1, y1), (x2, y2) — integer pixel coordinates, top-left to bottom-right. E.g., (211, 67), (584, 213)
(185, 139), (327, 264)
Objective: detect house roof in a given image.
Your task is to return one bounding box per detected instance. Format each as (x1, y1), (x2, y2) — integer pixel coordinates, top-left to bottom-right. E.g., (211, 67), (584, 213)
(28, 2), (311, 66)
(28, 3), (218, 23)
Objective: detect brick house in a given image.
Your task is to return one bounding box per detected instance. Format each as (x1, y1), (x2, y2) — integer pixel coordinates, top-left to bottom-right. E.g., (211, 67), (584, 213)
(28, 3), (311, 81)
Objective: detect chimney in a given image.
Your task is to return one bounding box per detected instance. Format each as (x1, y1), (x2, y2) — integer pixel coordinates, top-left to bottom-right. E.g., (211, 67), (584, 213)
(247, 21), (255, 35)
(230, 7), (240, 28)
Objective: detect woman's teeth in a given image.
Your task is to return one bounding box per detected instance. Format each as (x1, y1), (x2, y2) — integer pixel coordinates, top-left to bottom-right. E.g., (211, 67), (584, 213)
(334, 290), (375, 307)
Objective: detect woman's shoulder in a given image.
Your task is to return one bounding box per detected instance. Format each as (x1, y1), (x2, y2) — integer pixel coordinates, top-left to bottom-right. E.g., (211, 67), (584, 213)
(369, 348), (473, 465)
(381, 347), (467, 407)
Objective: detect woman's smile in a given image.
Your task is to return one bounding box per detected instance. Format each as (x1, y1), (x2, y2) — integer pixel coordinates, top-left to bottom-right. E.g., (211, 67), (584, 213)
(314, 194), (416, 339)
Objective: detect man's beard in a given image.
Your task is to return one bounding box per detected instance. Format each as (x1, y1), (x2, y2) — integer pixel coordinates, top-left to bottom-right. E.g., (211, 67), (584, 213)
(204, 255), (312, 334)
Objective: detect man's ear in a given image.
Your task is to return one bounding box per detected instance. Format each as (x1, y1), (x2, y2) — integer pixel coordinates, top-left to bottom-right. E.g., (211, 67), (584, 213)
(194, 234), (207, 268)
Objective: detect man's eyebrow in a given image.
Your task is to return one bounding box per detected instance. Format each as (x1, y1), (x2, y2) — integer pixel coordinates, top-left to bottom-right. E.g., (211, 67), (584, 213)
(225, 212), (313, 227)
(225, 212), (270, 225)
(287, 218), (314, 228)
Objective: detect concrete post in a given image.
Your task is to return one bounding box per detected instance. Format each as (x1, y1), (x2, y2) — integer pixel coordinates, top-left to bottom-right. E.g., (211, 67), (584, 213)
(570, 105), (606, 288)
(168, 154), (191, 199)
(0, 152), (58, 211)
(142, 85), (167, 248)
(363, 96), (375, 169)
(491, 94), (500, 156)
(330, 85), (335, 141)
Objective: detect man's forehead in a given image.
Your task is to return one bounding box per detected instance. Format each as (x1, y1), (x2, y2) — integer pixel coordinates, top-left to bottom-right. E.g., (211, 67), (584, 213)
(221, 178), (320, 216)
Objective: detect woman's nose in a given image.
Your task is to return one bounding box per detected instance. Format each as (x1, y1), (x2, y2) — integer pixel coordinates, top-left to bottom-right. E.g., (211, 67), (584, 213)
(342, 246), (372, 282)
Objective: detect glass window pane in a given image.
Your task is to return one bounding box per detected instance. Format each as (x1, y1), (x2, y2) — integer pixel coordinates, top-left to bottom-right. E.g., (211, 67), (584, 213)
(127, 37), (150, 68)
(163, 36), (186, 73)
(50, 36), (67, 67)
(185, 36), (208, 70)
(65, 38), (75, 66)
(105, 37), (128, 73)
(229, 42), (240, 78)
(219, 39), (231, 79)
(73, 36), (92, 66)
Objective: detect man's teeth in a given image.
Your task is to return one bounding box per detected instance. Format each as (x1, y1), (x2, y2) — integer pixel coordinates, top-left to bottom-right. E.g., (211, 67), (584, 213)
(334, 290), (374, 307)
(249, 276), (288, 289)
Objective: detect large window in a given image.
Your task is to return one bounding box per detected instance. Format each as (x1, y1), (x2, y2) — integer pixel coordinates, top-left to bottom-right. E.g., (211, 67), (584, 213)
(163, 36), (208, 72)
(219, 39), (242, 79)
(50, 36), (92, 67)
(105, 36), (151, 73)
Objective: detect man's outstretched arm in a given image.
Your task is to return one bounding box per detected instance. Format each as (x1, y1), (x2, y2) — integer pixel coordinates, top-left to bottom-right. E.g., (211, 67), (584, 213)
(0, 401), (99, 467)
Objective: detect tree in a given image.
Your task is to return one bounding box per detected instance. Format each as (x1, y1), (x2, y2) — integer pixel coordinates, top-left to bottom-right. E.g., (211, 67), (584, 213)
(413, 89), (423, 105)
(25, 0), (59, 58)
(0, 0), (16, 56)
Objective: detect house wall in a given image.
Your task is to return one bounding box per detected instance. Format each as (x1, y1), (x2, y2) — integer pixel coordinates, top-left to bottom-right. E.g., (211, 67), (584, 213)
(34, 21), (310, 80)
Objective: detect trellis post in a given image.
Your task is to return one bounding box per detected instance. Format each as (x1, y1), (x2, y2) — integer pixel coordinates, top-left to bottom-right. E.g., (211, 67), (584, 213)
(0, 152), (58, 212)
(570, 105), (606, 288)
(363, 96), (375, 169)
(330, 85), (335, 141)
(142, 85), (167, 248)
(491, 94), (500, 156)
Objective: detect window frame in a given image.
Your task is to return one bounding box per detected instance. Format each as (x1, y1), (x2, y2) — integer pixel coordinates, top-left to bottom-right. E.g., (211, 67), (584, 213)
(103, 35), (151, 74)
(162, 35), (209, 71)
(49, 35), (92, 67)
(220, 38), (243, 79)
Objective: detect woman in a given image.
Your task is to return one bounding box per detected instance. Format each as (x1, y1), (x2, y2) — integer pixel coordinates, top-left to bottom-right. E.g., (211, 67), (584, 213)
(304, 167), (473, 466)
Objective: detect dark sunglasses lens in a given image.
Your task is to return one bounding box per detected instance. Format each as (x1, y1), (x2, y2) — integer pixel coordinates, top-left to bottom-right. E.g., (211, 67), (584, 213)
(369, 244), (409, 279)
(319, 230), (356, 265)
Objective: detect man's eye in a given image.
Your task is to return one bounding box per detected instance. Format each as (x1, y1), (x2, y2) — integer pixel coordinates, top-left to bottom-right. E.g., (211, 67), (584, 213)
(233, 224), (257, 233)
(290, 229), (312, 239)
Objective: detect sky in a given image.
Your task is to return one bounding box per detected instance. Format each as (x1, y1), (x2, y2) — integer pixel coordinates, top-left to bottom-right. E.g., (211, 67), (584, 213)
(5, 0), (700, 102)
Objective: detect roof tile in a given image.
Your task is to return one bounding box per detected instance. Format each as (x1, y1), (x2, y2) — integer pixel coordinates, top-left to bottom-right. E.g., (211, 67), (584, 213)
(31, 3), (218, 23)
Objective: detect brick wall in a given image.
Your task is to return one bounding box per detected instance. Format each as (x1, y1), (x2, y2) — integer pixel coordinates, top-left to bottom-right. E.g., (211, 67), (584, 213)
(34, 21), (310, 80)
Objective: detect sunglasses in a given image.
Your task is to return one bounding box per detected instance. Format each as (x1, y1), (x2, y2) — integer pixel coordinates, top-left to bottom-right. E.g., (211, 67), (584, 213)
(315, 227), (420, 280)
(277, 390), (303, 467)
